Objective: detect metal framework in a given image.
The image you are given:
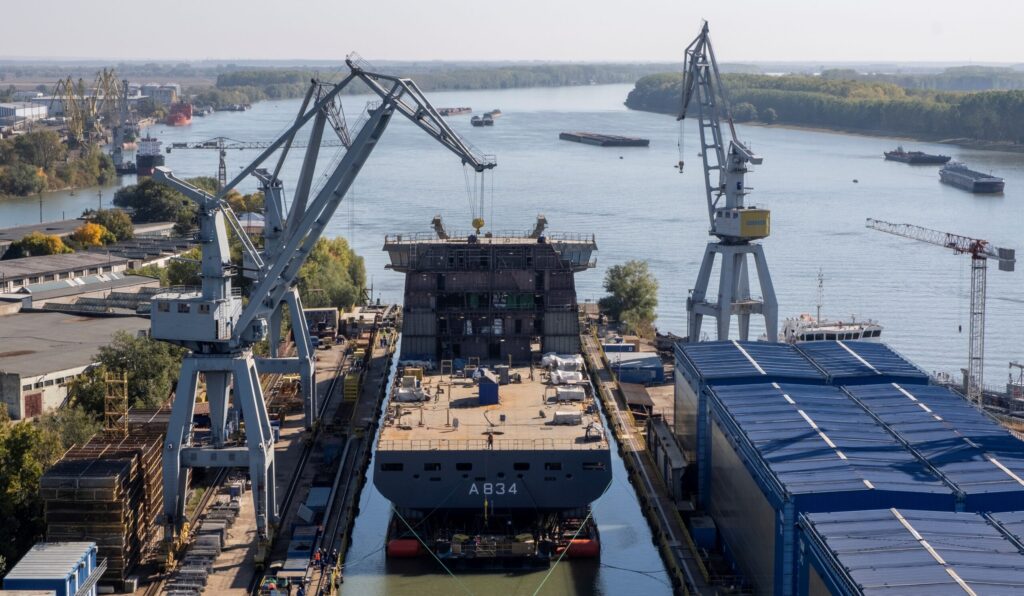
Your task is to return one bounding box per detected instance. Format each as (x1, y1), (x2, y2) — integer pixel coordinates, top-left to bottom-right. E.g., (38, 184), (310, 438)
(103, 371), (129, 438)
(151, 57), (496, 545)
(866, 218), (1016, 404)
(679, 22), (778, 343)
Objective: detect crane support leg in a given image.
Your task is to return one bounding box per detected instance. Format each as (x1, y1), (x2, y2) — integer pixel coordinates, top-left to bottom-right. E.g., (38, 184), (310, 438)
(687, 242), (778, 343)
(285, 288), (317, 428)
(163, 358), (199, 542)
(207, 370), (230, 447)
(163, 352), (278, 543)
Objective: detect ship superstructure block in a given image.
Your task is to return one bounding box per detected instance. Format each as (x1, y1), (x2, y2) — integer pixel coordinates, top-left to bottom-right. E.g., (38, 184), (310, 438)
(385, 224), (596, 364)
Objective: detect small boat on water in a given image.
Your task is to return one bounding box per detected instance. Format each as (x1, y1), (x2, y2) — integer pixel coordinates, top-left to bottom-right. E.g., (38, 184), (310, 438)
(487, 109), (502, 118)
(884, 146), (951, 164)
(438, 107), (472, 116)
(940, 162), (1005, 193)
(471, 114), (494, 127)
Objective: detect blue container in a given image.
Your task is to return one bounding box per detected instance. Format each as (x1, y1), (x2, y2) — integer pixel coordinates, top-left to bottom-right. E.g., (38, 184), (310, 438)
(797, 341), (929, 386)
(705, 382), (957, 595)
(304, 487), (331, 513)
(845, 383), (1024, 512)
(3, 542), (99, 596)
(798, 509), (1024, 596)
(478, 382), (499, 405)
(602, 342), (636, 353)
(690, 515), (717, 551)
(673, 341), (826, 472)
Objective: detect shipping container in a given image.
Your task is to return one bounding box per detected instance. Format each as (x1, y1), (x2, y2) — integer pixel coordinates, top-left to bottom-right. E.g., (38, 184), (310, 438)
(673, 340), (825, 464)
(844, 383), (1024, 512)
(798, 509), (1024, 596)
(706, 382), (956, 595)
(2, 542), (100, 596)
(797, 341), (929, 386)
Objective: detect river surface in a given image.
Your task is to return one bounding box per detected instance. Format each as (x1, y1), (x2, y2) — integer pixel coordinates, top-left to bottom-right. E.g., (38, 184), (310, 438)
(2, 82), (1022, 594)
(3, 83), (1020, 386)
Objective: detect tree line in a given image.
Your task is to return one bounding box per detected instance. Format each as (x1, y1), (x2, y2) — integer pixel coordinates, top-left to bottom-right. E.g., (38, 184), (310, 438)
(625, 72), (1024, 144)
(0, 131), (115, 197)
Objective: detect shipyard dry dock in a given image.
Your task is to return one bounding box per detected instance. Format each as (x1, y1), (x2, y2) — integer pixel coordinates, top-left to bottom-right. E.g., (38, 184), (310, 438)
(672, 339), (1024, 595)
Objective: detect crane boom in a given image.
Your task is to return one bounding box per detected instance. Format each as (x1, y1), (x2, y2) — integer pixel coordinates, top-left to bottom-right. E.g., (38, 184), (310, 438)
(151, 57), (496, 544)
(866, 218), (1016, 270)
(866, 217), (1016, 406)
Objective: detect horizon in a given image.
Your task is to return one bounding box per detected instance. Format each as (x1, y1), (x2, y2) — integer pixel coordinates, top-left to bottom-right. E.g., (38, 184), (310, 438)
(0, 0), (1020, 63)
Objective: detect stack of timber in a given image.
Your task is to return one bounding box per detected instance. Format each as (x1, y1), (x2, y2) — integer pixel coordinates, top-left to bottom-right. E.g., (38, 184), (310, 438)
(40, 407), (169, 586)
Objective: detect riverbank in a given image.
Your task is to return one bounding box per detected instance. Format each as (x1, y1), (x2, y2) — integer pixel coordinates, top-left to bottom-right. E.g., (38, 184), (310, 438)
(735, 120), (1024, 153)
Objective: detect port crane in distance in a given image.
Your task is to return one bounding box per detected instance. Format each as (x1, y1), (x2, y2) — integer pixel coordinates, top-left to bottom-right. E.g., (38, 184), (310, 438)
(678, 21), (778, 343)
(150, 56), (495, 554)
(865, 218), (1016, 405)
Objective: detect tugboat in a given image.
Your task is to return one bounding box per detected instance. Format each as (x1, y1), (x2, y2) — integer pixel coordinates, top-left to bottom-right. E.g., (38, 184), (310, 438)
(940, 162), (1005, 193)
(884, 146), (951, 164)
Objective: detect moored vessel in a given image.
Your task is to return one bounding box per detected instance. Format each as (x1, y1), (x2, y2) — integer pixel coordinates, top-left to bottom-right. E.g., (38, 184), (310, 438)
(165, 102), (193, 126)
(135, 133), (164, 176)
(940, 162), (1005, 193)
(376, 217), (608, 568)
(884, 146), (951, 164)
(438, 107), (472, 116)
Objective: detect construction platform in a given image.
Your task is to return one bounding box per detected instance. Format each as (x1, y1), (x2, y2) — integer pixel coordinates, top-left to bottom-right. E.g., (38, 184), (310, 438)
(559, 132), (650, 147)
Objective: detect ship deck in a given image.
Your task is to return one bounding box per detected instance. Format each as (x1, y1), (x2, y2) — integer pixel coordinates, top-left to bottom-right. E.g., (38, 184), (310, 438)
(378, 362), (609, 452)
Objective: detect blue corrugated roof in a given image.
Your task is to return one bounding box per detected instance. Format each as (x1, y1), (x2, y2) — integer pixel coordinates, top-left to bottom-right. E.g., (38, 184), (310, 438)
(845, 383), (1024, 511)
(800, 509), (1024, 594)
(708, 383), (953, 505)
(797, 341), (929, 385)
(675, 340), (825, 387)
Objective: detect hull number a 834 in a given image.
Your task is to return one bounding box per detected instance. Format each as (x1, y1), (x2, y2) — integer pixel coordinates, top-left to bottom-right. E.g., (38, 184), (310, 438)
(469, 482), (518, 495)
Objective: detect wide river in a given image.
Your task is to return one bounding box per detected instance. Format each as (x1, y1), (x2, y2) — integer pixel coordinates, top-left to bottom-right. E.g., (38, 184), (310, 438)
(2, 82), (1022, 594)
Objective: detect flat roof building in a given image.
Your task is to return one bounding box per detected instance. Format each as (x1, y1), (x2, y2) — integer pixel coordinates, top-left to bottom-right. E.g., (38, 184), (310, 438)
(0, 253), (132, 294)
(0, 312), (150, 419)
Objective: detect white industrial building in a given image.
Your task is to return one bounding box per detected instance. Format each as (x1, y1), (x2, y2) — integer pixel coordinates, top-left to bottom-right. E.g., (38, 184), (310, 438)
(0, 102), (48, 122)
(0, 312), (150, 419)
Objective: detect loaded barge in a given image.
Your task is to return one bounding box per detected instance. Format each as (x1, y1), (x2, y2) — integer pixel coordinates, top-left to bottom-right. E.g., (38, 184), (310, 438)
(376, 217), (608, 568)
(940, 162), (1005, 193)
(883, 146), (950, 164)
(560, 132), (650, 147)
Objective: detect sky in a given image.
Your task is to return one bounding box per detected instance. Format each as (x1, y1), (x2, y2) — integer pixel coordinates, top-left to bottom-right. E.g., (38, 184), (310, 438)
(0, 0), (1020, 63)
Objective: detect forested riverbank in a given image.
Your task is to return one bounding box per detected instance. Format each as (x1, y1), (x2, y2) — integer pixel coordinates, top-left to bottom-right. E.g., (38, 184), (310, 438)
(625, 72), (1024, 148)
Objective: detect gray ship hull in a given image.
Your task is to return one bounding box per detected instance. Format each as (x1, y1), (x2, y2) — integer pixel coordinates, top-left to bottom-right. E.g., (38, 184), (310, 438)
(374, 447), (611, 510)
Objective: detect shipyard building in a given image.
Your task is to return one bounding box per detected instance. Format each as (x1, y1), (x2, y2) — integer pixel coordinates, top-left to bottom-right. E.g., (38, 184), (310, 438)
(0, 312), (149, 419)
(384, 217), (596, 363)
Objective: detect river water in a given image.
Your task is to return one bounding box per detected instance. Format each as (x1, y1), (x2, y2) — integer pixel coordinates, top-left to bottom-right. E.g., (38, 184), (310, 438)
(2, 82), (1022, 594)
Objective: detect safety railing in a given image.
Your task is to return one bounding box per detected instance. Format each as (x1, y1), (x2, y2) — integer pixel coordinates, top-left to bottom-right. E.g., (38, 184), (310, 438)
(377, 436), (607, 451)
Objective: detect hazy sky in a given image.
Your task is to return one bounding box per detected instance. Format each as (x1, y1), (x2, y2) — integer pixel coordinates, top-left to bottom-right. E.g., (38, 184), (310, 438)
(1, 0), (1020, 63)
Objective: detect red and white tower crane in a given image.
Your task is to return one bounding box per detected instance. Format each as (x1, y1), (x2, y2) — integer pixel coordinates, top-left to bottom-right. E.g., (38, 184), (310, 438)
(866, 218), (1016, 404)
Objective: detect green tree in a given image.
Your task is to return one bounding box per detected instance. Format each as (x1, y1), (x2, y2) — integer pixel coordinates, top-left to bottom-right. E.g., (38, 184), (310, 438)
(0, 163), (44, 196)
(87, 208), (134, 241)
(297, 237), (366, 309)
(13, 131), (66, 171)
(732, 102), (758, 122)
(599, 260), (659, 337)
(113, 178), (196, 226)
(166, 247), (201, 287)
(2, 231), (73, 260)
(761, 107), (779, 124)
(84, 331), (185, 409)
(36, 406), (100, 450)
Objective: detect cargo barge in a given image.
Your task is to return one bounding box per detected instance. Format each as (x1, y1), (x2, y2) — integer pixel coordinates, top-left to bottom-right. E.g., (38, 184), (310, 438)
(559, 132), (650, 147)
(438, 107), (472, 116)
(376, 219), (607, 568)
(883, 146), (950, 164)
(940, 162), (1005, 193)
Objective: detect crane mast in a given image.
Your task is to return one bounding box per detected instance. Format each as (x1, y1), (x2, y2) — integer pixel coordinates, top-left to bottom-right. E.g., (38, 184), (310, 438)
(866, 218), (1016, 405)
(151, 57), (495, 548)
(680, 22), (778, 343)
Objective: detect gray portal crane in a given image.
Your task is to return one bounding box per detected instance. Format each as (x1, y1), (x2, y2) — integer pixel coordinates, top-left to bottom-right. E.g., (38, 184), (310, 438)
(679, 22), (778, 343)
(866, 218), (1016, 404)
(151, 57), (495, 548)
